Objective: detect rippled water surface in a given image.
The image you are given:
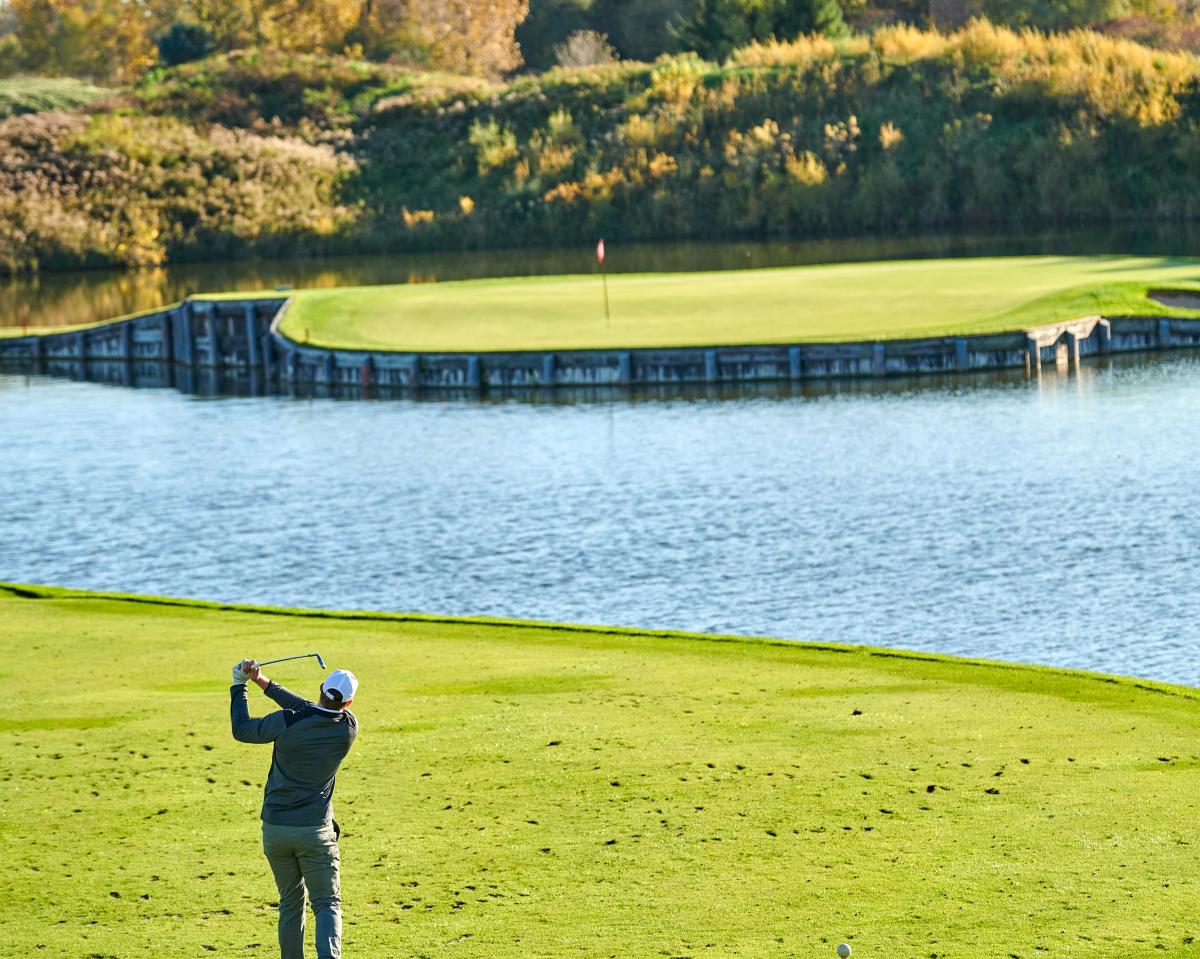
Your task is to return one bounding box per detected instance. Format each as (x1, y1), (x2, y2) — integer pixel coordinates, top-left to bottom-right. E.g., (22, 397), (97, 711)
(3, 357), (1200, 684)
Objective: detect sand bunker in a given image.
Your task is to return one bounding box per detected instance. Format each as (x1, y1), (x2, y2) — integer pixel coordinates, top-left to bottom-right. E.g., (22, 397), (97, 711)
(1149, 289), (1200, 309)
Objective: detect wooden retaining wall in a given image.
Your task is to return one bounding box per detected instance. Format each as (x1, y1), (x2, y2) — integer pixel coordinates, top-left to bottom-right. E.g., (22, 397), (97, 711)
(2, 297), (1199, 396)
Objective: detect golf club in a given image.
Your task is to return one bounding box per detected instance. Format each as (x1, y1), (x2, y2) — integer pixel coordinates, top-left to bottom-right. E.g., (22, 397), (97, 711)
(252, 652), (326, 669)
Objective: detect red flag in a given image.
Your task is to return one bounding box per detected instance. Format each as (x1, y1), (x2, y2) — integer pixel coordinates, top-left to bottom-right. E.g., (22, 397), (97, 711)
(596, 238), (605, 264)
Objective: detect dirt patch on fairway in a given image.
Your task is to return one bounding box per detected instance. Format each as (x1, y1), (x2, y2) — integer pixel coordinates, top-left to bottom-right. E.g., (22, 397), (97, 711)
(1149, 289), (1200, 309)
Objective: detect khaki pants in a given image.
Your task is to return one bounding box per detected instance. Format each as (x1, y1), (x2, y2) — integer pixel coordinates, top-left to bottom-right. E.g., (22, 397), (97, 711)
(262, 821), (342, 959)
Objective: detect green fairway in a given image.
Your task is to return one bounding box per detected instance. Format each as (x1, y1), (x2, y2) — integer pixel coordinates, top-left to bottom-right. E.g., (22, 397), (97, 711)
(3, 584), (1199, 957)
(279, 255), (1200, 352)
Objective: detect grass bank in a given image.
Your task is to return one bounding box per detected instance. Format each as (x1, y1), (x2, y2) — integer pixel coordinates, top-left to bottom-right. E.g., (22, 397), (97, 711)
(2, 582), (1198, 957)
(0, 77), (112, 118)
(281, 255), (1200, 352)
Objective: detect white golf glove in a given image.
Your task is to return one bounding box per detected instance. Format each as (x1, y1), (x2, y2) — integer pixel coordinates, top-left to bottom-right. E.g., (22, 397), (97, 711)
(231, 661), (251, 685)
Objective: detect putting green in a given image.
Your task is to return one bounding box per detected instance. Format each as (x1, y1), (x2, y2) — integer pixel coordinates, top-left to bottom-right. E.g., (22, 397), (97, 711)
(2, 583), (1198, 957)
(279, 255), (1200, 352)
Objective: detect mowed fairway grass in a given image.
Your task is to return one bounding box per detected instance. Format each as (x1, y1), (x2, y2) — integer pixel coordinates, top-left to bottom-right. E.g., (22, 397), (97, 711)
(4, 585), (1200, 957)
(281, 255), (1200, 352)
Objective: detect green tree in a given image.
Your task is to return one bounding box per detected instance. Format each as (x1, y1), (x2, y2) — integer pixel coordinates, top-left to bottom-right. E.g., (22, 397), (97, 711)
(592, 0), (692, 61)
(515, 0), (592, 70)
(156, 20), (217, 66)
(980, 0), (1128, 29)
(677, 0), (846, 62)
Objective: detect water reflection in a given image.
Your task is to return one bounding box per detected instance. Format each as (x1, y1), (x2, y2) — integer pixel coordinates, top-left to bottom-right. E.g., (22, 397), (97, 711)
(0, 348), (1163, 403)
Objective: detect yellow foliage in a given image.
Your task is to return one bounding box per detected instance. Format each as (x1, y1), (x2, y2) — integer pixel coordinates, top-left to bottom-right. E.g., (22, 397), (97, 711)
(468, 118), (519, 171)
(880, 121), (904, 150)
(729, 34), (866, 69)
(621, 114), (658, 148)
(650, 54), (708, 102)
(402, 207), (435, 227)
(786, 151), (827, 186)
(8, 0), (156, 83)
(953, 18), (1033, 71)
(230, 0), (362, 51)
(872, 24), (949, 63)
(647, 152), (677, 178)
(536, 144), (576, 175)
(546, 108), (583, 147)
(458, 195), (475, 215)
(542, 167), (625, 205)
(407, 0), (530, 78)
(823, 115), (860, 159)
(724, 119), (788, 164)
(542, 180), (581, 204)
(749, 119), (780, 145)
(937, 18), (1195, 125)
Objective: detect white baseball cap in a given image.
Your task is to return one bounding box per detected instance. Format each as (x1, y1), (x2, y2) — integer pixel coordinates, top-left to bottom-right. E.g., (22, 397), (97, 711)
(321, 669), (359, 704)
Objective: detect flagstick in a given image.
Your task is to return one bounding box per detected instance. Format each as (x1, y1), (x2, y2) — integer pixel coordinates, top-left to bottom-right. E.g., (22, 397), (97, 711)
(602, 255), (610, 329)
(597, 238), (611, 329)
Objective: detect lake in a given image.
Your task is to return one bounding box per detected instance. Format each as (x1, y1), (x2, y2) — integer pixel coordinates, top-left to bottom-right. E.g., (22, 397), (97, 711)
(3, 351), (1199, 686)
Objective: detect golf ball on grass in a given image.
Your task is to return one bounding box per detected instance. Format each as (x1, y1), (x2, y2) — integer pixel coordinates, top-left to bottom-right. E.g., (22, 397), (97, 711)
(836, 944), (852, 958)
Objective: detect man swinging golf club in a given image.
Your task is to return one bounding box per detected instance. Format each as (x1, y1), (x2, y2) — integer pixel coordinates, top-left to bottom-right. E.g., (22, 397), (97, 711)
(230, 656), (359, 959)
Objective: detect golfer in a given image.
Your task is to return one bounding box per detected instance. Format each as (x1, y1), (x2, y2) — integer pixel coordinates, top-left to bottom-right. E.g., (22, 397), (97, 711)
(230, 658), (359, 959)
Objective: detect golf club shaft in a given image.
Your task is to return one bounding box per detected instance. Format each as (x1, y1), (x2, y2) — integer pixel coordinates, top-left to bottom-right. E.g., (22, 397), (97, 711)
(254, 653), (325, 668)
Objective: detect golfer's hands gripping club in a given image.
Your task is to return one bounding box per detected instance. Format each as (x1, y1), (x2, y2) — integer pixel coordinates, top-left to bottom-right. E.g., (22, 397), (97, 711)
(231, 658), (269, 687)
(245, 659), (271, 690)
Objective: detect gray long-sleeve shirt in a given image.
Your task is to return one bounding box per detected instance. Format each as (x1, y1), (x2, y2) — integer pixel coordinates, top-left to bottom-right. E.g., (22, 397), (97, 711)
(230, 681), (358, 826)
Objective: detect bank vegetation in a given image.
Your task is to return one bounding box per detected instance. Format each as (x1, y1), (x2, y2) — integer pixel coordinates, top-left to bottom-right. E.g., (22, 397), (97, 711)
(6, 23), (1200, 273)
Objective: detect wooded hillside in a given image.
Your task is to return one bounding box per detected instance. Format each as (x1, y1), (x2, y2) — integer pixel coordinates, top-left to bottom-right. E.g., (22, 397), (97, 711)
(4, 23), (1200, 272)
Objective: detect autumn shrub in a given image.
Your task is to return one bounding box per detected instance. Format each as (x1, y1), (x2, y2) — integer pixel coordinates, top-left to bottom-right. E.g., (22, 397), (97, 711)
(0, 110), (357, 271)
